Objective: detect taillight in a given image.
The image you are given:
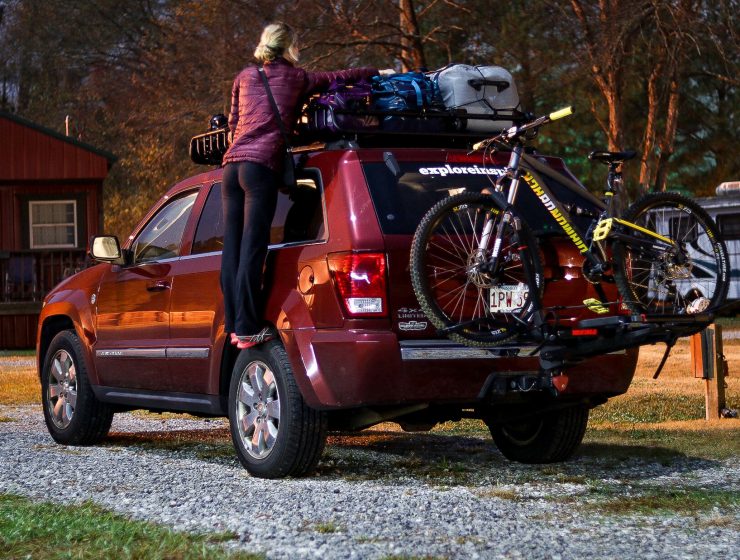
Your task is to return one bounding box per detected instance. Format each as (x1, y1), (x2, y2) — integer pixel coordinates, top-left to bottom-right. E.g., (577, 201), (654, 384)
(327, 252), (388, 317)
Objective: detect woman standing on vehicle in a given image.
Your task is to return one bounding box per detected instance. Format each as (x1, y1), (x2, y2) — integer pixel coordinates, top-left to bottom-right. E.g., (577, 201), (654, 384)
(221, 22), (378, 349)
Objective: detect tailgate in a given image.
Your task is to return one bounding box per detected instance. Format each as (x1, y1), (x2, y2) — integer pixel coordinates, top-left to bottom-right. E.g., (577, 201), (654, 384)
(383, 233), (616, 341)
(359, 150), (614, 340)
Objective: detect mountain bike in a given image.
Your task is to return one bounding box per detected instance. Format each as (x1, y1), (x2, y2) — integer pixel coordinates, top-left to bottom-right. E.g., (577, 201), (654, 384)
(409, 107), (730, 347)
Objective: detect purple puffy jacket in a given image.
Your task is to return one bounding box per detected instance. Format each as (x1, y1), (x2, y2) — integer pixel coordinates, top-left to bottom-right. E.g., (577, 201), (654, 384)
(223, 57), (378, 170)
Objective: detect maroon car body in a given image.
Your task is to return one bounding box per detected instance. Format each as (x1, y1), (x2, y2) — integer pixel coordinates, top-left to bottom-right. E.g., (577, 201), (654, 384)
(37, 145), (638, 476)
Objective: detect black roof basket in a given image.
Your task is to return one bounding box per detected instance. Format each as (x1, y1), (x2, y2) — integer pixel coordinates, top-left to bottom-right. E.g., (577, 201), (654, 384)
(189, 107), (530, 165)
(189, 127), (229, 166)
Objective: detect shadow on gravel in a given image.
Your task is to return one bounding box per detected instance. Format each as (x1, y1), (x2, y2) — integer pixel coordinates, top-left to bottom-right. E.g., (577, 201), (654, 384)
(316, 430), (721, 485)
(105, 428), (238, 466)
(98, 425), (720, 485)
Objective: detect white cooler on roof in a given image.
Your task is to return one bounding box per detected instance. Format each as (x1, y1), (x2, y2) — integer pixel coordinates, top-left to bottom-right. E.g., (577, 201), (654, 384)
(430, 64), (520, 132)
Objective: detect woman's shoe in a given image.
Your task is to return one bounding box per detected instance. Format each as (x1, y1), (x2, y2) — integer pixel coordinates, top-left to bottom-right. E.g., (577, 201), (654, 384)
(235, 327), (274, 350)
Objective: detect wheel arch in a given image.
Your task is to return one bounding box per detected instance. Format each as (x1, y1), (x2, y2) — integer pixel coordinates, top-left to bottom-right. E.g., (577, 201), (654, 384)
(38, 313), (78, 381)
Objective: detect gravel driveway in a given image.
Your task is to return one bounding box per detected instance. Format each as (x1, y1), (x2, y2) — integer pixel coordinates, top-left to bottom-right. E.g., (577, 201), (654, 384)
(1, 404), (738, 559)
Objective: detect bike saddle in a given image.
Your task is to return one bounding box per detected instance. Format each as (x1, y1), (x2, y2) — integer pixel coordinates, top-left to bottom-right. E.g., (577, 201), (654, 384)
(588, 150), (637, 165)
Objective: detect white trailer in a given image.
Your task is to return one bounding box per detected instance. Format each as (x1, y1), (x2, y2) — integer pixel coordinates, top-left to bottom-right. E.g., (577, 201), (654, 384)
(696, 182), (740, 301)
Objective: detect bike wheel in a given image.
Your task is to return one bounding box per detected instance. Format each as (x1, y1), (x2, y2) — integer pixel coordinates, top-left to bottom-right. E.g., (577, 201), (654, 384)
(613, 192), (729, 316)
(410, 191), (543, 347)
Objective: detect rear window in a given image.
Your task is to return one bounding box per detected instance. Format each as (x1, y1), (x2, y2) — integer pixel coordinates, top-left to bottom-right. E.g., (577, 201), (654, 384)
(362, 160), (597, 236)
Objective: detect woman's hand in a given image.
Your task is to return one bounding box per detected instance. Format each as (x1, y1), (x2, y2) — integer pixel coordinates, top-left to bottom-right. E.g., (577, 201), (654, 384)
(378, 68), (396, 76)
(227, 130), (234, 144)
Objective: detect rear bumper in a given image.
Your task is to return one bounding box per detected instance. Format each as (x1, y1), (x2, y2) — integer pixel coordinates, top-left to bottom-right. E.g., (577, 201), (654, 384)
(281, 330), (638, 409)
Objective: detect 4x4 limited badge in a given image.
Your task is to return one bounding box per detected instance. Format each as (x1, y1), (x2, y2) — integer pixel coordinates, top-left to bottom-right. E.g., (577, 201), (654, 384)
(399, 320), (428, 331)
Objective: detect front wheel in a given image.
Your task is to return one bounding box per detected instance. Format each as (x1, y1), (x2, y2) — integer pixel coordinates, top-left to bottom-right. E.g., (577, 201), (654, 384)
(228, 340), (327, 479)
(612, 192), (729, 316)
(41, 330), (114, 445)
(410, 192), (543, 347)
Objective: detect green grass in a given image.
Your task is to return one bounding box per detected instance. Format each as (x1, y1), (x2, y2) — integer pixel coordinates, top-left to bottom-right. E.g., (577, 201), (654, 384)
(0, 494), (261, 560)
(381, 556), (446, 560)
(589, 393), (708, 424)
(583, 425), (740, 461)
(588, 486), (740, 516)
(0, 349), (35, 357)
(314, 521), (340, 533)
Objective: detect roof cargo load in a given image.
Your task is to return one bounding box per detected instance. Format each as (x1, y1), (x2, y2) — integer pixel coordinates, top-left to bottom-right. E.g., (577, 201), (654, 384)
(430, 64), (520, 132)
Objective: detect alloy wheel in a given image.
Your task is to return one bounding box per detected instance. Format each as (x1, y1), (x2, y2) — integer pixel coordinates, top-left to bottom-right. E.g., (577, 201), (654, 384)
(47, 349), (78, 429)
(235, 360), (281, 459)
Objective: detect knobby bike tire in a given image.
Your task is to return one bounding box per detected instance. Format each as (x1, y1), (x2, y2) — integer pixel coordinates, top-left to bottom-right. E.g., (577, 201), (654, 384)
(612, 192), (730, 318)
(410, 192), (543, 347)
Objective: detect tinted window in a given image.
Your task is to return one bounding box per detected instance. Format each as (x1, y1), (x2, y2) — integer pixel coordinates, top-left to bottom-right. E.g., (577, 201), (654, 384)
(190, 175), (325, 255)
(717, 213), (740, 240)
(192, 183), (225, 254)
(362, 161), (598, 235)
(271, 178), (325, 244)
(132, 191), (197, 263)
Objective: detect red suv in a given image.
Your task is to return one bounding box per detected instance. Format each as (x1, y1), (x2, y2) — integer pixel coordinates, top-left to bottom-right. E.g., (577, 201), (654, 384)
(37, 145), (638, 478)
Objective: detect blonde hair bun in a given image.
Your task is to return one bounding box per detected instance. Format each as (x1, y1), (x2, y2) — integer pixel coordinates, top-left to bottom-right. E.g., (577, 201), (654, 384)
(254, 22), (299, 64)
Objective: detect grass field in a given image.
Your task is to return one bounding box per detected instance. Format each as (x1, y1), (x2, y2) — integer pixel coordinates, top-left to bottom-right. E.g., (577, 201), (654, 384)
(0, 494), (261, 560)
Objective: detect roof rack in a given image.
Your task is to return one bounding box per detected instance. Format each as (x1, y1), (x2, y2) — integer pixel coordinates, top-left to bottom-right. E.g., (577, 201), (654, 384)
(189, 107), (530, 165)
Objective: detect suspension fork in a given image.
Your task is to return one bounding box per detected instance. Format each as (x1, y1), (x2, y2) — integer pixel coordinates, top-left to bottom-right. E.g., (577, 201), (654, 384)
(475, 143), (524, 261)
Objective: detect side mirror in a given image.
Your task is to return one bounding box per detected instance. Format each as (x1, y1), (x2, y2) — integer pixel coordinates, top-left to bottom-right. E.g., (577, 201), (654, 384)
(90, 236), (123, 264)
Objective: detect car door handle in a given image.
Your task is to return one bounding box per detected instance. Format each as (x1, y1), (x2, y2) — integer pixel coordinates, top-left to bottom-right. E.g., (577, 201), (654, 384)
(146, 280), (171, 292)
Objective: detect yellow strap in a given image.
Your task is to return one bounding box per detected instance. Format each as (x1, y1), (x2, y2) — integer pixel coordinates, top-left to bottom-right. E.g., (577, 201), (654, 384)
(549, 106), (574, 121)
(583, 298), (610, 314)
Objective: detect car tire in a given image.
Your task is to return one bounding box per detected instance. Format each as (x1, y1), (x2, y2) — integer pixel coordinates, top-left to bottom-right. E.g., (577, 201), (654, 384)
(228, 339), (327, 479)
(487, 405), (588, 463)
(41, 330), (114, 445)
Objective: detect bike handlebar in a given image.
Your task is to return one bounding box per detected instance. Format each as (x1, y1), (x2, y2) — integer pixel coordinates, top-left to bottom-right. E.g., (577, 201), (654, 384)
(471, 105), (574, 152)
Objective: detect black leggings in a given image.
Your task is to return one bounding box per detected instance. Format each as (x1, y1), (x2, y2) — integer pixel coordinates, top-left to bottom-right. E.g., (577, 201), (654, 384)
(221, 161), (278, 335)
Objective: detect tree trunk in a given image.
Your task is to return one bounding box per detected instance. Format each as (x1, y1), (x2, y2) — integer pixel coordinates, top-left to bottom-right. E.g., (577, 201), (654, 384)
(638, 62), (662, 193)
(399, 0), (426, 71)
(654, 74), (680, 192)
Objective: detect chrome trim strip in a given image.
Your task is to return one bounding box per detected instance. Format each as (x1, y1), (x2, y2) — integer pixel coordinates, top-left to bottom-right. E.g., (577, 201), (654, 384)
(95, 348), (166, 359)
(400, 346), (538, 361)
(179, 251), (221, 260)
(399, 340), (625, 361)
(166, 348), (210, 359)
(96, 347), (210, 359)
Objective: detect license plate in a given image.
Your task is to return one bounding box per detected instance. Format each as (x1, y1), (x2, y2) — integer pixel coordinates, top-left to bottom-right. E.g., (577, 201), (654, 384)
(489, 283), (529, 312)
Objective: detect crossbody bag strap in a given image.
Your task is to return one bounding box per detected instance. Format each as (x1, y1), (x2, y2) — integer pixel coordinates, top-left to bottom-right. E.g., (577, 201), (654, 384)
(258, 66), (291, 148)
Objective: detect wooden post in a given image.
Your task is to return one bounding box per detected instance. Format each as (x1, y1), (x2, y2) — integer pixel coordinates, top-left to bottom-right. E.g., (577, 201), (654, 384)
(689, 324), (727, 420)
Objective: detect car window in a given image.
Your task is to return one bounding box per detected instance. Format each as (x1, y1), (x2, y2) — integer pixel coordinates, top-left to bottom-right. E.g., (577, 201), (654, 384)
(362, 160), (598, 236)
(192, 183), (224, 254)
(190, 174), (325, 255)
(131, 191), (198, 263)
(271, 176), (325, 244)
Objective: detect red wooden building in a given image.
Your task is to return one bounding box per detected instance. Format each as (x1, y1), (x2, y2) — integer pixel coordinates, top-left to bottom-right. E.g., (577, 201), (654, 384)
(0, 111), (114, 349)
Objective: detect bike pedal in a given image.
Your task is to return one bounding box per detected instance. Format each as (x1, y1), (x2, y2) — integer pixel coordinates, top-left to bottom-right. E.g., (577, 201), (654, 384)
(592, 218), (613, 241)
(583, 298), (610, 314)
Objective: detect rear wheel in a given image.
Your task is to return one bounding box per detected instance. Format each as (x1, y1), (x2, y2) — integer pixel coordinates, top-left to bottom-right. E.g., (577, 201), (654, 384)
(228, 339), (327, 479)
(487, 406), (589, 463)
(410, 192), (543, 347)
(613, 192), (729, 316)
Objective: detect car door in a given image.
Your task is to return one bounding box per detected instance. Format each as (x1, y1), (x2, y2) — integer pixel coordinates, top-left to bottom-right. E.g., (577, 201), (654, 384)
(167, 182), (225, 394)
(93, 190), (198, 390)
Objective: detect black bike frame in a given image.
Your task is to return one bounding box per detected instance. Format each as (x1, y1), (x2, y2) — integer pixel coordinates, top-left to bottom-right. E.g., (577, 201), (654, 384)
(493, 143), (606, 271)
